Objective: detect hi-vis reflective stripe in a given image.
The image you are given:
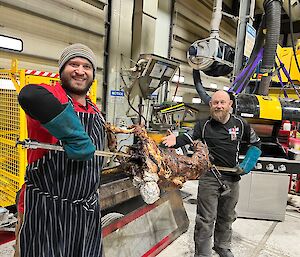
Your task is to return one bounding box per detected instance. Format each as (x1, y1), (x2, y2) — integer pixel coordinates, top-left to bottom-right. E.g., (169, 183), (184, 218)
(25, 70), (59, 78)
(256, 95), (282, 120)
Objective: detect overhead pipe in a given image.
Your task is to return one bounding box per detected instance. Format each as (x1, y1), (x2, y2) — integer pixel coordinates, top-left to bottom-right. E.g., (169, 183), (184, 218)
(208, 0), (231, 77)
(207, 0), (235, 77)
(260, 0), (282, 73)
(258, 0), (282, 95)
(210, 0), (222, 39)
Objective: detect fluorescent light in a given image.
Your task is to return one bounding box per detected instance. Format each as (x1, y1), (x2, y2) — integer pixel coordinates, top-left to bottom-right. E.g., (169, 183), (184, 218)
(223, 86), (229, 91)
(0, 35), (23, 52)
(210, 83), (218, 89)
(173, 96), (183, 102)
(192, 97), (202, 104)
(172, 74), (184, 83)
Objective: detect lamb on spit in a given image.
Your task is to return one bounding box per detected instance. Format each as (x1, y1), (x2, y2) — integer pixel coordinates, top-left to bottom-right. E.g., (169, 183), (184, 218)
(105, 123), (210, 204)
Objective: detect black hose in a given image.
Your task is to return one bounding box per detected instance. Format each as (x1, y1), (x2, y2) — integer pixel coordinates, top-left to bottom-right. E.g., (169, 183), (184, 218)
(193, 69), (211, 105)
(260, 0), (282, 73)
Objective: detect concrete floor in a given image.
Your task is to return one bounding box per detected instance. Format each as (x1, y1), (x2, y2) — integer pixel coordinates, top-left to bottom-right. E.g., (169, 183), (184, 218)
(157, 181), (300, 257)
(1, 181), (299, 257)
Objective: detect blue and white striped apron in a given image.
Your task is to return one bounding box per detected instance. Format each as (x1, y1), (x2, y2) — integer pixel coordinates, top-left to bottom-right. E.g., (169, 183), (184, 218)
(19, 100), (106, 257)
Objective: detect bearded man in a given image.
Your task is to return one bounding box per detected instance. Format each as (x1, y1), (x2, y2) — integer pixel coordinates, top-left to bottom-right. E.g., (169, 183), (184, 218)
(16, 43), (106, 257)
(163, 90), (261, 257)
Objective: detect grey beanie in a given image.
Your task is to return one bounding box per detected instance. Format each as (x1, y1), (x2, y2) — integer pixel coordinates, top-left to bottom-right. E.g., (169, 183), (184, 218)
(58, 43), (97, 78)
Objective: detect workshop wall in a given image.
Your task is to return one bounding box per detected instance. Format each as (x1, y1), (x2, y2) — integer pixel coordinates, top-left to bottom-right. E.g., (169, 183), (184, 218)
(0, 0), (106, 102)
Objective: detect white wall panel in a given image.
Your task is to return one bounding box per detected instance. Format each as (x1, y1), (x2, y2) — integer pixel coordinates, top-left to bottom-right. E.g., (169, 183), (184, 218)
(0, 0), (105, 35)
(154, 0), (171, 57)
(172, 40), (190, 52)
(173, 14), (210, 39)
(174, 0), (236, 47)
(174, 1), (211, 31)
(0, 6), (104, 48)
(0, 0), (105, 100)
(172, 25), (199, 44)
(106, 0), (134, 123)
(170, 46), (187, 63)
(0, 26), (104, 68)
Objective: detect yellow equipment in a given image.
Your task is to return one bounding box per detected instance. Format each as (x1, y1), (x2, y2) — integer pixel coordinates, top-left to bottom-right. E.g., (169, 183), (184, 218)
(147, 131), (168, 144)
(235, 93), (300, 122)
(0, 59), (97, 207)
(252, 42), (300, 85)
(273, 43), (300, 85)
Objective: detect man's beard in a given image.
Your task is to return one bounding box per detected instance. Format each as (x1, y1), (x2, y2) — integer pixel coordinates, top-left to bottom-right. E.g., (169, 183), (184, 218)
(210, 109), (228, 123)
(60, 76), (93, 96)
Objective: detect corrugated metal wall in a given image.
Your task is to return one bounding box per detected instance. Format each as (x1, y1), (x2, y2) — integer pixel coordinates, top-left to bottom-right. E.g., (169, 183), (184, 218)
(170, 0), (237, 90)
(0, 0), (106, 99)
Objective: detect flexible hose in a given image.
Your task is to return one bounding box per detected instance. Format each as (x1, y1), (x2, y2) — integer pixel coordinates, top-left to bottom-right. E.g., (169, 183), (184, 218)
(260, 0), (282, 72)
(193, 70), (211, 105)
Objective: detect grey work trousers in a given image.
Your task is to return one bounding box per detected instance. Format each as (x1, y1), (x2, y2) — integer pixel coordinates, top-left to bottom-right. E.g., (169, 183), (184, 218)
(194, 172), (239, 257)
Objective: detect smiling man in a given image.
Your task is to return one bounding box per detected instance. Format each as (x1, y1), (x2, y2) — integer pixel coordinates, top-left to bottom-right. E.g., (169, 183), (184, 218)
(163, 90), (261, 257)
(59, 45), (95, 99)
(15, 43), (106, 257)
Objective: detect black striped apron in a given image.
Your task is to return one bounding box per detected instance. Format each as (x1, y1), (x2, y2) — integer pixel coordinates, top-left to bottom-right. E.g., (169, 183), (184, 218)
(19, 99), (106, 257)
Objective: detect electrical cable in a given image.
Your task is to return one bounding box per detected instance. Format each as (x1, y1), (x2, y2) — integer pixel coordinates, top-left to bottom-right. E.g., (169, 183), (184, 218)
(276, 53), (300, 99)
(172, 67), (181, 101)
(275, 60), (289, 98)
(252, 63), (261, 94)
(120, 73), (147, 124)
(288, 0), (300, 73)
(145, 98), (151, 127)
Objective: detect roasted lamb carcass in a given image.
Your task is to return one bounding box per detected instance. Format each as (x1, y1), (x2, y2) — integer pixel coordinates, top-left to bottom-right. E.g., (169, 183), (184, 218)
(159, 141), (211, 188)
(105, 123), (210, 204)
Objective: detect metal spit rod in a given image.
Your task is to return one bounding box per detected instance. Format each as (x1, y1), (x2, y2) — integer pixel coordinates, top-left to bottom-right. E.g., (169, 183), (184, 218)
(16, 139), (131, 158)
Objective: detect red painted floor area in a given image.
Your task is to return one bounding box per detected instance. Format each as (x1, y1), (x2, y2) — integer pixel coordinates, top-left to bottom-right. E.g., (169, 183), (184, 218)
(0, 231), (15, 245)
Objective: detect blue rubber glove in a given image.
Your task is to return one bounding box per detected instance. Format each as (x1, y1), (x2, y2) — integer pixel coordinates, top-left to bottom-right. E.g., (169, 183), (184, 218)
(43, 103), (95, 161)
(237, 146), (262, 175)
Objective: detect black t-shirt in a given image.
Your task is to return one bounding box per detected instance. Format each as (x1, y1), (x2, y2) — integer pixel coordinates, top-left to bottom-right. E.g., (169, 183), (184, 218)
(175, 114), (261, 179)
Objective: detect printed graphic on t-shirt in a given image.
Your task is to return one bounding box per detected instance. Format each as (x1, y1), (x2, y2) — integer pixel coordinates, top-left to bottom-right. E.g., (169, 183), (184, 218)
(228, 126), (239, 140)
